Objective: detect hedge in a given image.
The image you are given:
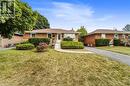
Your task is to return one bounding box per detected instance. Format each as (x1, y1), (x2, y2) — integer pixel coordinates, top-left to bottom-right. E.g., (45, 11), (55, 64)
(95, 39), (110, 46)
(114, 39), (120, 46)
(16, 43), (35, 50)
(28, 38), (50, 46)
(61, 41), (84, 49)
(63, 37), (73, 41)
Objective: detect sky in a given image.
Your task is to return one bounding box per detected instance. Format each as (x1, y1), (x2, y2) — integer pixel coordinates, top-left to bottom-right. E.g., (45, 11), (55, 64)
(22, 0), (130, 32)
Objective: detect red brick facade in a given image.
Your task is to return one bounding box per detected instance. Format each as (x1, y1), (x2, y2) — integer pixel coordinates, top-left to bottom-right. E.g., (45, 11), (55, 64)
(0, 35), (25, 48)
(84, 33), (129, 47)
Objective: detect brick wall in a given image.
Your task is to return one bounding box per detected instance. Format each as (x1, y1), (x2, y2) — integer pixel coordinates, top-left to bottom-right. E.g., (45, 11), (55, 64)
(0, 35), (25, 48)
(23, 33), (47, 39)
(84, 33), (130, 47)
(84, 34), (96, 46)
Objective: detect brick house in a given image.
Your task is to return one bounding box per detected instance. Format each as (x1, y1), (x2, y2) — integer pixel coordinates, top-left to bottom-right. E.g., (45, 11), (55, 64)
(0, 34), (24, 48)
(84, 29), (130, 47)
(23, 28), (79, 45)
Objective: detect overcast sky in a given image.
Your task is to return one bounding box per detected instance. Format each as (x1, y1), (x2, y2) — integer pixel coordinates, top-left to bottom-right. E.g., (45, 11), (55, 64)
(22, 0), (130, 32)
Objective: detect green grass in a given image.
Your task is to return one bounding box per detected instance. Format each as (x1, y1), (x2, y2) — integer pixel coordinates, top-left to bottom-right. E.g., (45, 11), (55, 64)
(97, 46), (130, 56)
(0, 49), (130, 86)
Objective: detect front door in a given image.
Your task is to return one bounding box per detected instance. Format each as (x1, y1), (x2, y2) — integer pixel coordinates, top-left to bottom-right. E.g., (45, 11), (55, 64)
(57, 34), (61, 41)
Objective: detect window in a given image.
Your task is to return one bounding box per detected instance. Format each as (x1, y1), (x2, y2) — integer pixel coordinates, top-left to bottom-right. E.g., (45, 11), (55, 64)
(101, 34), (106, 38)
(32, 34), (35, 38)
(128, 35), (130, 40)
(122, 34), (125, 39)
(48, 34), (52, 38)
(52, 34), (55, 37)
(30, 33), (35, 38)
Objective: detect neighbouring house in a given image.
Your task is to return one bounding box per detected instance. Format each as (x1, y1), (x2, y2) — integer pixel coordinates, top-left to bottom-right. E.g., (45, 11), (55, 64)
(0, 34), (24, 48)
(23, 28), (79, 45)
(84, 29), (130, 47)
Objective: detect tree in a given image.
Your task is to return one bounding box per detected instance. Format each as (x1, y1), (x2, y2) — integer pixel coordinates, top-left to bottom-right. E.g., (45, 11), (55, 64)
(77, 26), (87, 37)
(34, 12), (50, 29)
(0, 0), (49, 38)
(123, 24), (130, 31)
(77, 26), (87, 42)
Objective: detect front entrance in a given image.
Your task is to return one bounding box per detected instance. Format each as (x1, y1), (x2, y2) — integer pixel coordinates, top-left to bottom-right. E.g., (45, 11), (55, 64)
(57, 34), (62, 41)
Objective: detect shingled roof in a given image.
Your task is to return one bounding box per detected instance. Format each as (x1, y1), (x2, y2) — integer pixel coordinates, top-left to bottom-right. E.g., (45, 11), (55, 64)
(25, 28), (79, 34)
(88, 29), (130, 35)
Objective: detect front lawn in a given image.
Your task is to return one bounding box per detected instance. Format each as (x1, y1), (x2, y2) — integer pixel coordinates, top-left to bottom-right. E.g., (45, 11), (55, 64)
(0, 49), (130, 86)
(97, 46), (130, 56)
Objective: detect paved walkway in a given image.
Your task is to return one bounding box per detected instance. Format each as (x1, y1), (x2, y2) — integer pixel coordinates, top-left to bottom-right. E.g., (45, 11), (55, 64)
(54, 41), (93, 54)
(85, 47), (130, 66)
(0, 47), (14, 51)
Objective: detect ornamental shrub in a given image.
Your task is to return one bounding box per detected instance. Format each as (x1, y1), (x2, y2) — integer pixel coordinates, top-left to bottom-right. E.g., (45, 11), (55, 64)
(36, 43), (48, 52)
(95, 39), (110, 46)
(29, 38), (50, 46)
(16, 43), (34, 50)
(61, 41), (84, 49)
(114, 39), (120, 46)
(63, 37), (73, 41)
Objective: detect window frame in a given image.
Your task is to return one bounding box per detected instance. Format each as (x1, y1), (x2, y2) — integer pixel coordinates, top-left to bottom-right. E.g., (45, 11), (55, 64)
(48, 33), (52, 39)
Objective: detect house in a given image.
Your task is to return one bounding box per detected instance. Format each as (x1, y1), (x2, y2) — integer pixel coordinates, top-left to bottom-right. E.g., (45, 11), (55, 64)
(23, 28), (79, 45)
(84, 29), (130, 47)
(0, 34), (24, 48)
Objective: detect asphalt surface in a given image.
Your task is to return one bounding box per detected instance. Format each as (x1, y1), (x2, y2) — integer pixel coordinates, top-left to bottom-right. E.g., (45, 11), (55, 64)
(85, 47), (130, 66)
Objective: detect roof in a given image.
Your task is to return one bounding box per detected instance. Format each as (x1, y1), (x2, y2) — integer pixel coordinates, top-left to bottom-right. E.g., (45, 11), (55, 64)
(88, 29), (130, 35)
(25, 28), (79, 34)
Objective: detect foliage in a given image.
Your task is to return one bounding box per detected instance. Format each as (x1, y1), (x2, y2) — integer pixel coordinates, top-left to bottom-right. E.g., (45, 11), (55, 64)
(36, 43), (48, 52)
(34, 12), (50, 29)
(29, 38), (50, 46)
(114, 39), (120, 46)
(95, 39), (110, 46)
(16, 43), (34, 50)
(0, 0), (49, 38)
(20, 41), (29, 44)
(63, 37), (73, 41)
(77, 26), (87, 37)
(77, 26), (87, 42)
(123, 24), (130, 31)
(61, 41), (84, 49)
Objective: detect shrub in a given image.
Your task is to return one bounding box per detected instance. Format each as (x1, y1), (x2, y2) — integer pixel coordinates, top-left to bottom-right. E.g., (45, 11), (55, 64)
(63, 37), (73, 41)
(36, 43), (48, 52)
(29, 38), (50, 46)
(61, 41), (84, 49)
(114, 39), (120, 46)
(20, 41), (29, 44)
(95, 39), (110, 47)
(16, 43), (35, 50)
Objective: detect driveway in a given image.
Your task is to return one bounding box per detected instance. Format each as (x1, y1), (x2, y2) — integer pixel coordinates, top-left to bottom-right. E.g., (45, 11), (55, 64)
(0, 47), (15, 51)
(85, 47), (130, 66)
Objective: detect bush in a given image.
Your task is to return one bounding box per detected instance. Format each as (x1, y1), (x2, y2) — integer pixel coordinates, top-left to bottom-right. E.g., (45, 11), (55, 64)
(114, 39), (120, 46)
(20, 41), (29, 44)
(95, 39), (110, 47)
(61, 41), (84, 49)
(29, 38), (50, 46)
(63, 37), (73, 41)
(16, 43), (35, 50)
(36, 43), (48, 52)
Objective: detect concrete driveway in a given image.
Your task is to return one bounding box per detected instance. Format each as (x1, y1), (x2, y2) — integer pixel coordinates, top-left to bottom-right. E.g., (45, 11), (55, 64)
(0, 47), (14, 51)
(85, 47), (130, 66)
